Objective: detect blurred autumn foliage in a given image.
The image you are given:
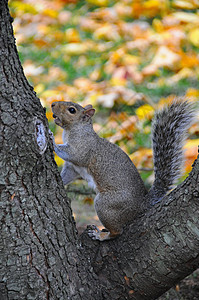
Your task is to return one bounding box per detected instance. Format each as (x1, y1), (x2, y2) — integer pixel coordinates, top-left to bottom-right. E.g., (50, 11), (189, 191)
(10, 0), (199, 185)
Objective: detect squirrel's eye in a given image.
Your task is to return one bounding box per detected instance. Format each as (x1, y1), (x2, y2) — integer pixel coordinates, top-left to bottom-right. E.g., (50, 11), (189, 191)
(68, 107), (76, 114)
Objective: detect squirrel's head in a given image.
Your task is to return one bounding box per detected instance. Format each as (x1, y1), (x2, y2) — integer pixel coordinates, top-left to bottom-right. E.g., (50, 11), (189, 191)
(51, 101), (95, 129)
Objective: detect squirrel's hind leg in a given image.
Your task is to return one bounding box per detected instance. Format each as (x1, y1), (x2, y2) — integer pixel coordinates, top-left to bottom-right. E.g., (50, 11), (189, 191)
(88, 225), (122, 241)
(89, 192), (124, 241)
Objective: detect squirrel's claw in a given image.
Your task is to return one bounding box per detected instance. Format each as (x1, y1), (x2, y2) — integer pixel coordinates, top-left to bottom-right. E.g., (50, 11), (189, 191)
(48, 129), (54, 141)
(48, 129), (56, 148)
(87, 225), (114, 241)
(87, 225), (103, 240)
(87, 224), (100, 234)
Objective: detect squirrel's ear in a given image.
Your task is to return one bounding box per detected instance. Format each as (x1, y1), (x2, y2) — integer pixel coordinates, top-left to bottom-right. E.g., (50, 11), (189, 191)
(83, 107), (95, 119)
(84, 104), (93, 110)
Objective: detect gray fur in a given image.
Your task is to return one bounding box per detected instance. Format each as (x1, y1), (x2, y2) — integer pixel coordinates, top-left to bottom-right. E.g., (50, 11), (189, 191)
(148, 100), (195, 204)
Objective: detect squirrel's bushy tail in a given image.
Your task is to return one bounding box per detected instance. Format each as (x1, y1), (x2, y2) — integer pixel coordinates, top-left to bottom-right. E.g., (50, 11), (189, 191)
(148, 100), (195, 205)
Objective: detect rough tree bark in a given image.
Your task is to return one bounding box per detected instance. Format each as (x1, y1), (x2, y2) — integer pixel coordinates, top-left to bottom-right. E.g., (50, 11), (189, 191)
(0, 1), (199, 299)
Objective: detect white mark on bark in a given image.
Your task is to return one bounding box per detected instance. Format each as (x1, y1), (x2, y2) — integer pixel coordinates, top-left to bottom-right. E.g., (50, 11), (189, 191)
(35, 119), (47, 154)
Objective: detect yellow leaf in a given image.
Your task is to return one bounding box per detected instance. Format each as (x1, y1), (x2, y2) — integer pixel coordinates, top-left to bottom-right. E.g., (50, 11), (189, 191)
(158, 95), (176, 108)
(144, 0), (161, 10)
(186, 88), (199, 98)
(169, 67), (194, 82)
(110, 48), (125, 64)
(86, 0), (108, 6)
(172, 0), (199, 9)
(132, 1), (145, 18)
(41, 91), (65, 105)
(153, 19), (164, 32)
(189, 28), (199, 47)
(11, 2), (38, 14)
(38, 24), (51, 35)
(46, 111), (54, 121)
(65, 28), (81, 43)
(43, 9), (58, 18)
(54, 155), (64, 167)
(34, 83), (45, 95)
(110, 77), (127, 87)
(41, 90), (60, 98)
(132, 0), (166, 18)
(122, 54), (140, 65)
(184, 139), (199, 172)
(184, 139), (199, 150)
(135, 104), (154, 120)
(180, 52), (199, 68)
(87, 92), (103, 106)
(130, 148), (153, 168)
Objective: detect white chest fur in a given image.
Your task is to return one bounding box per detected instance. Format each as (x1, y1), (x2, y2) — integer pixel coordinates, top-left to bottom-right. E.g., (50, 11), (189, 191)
(62, 130), (96, 190)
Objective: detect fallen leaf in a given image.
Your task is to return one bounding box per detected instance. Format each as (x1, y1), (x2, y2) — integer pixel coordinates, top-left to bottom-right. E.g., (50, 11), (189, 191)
(130, 148), (153, 168)
(135, 104), (154, 120)
(172, 0), (199, 9)
(188, 28), (199, 47)
(86, 0), (108, 6)
(172, 12), (199, 24)
(65, 28), (81, 43)
(151, 46), (181, 69)
(97, 93), (118, 108)
(63, 43), (89, 55)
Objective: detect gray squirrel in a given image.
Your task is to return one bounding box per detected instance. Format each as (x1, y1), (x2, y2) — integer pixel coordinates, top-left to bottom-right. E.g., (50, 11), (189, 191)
(50, 100), (195, 241)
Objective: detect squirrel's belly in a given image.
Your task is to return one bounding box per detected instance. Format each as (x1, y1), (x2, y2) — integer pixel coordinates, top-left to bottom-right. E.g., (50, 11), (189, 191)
(73, 165), (96, 190)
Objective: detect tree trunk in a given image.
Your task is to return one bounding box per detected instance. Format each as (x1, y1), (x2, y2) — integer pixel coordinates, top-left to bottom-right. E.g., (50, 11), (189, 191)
(1, 1), (199, 299)
(0, 1), (92, 299)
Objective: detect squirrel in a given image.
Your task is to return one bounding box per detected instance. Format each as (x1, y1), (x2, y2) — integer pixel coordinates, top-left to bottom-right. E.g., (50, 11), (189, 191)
(50, 100), (195, 241)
